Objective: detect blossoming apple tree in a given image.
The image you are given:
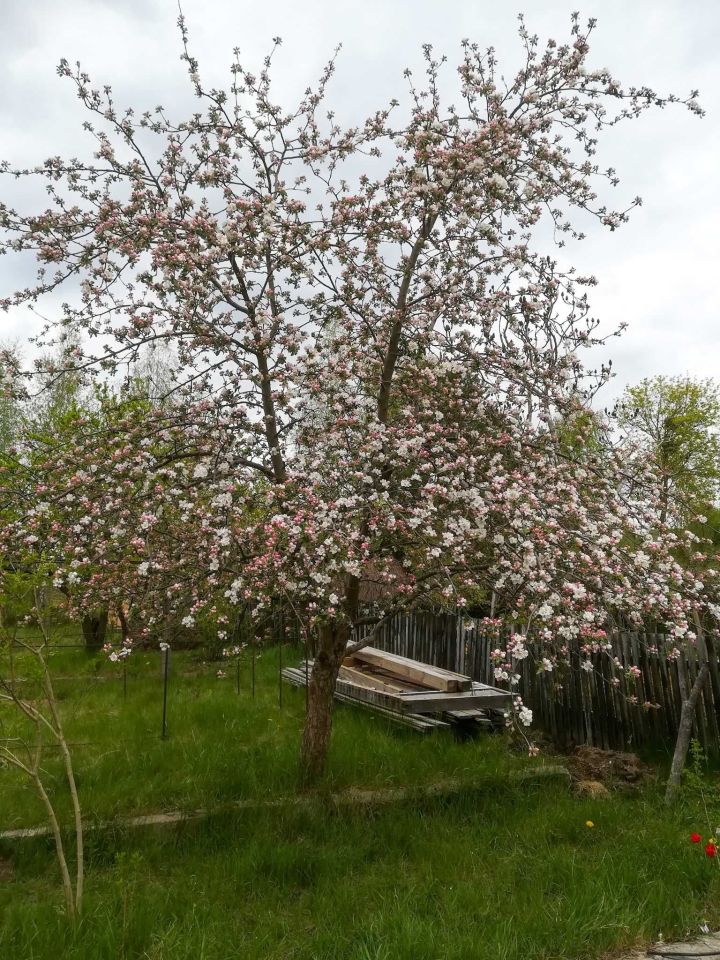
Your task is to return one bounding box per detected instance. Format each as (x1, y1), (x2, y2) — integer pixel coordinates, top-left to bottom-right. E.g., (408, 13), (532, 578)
(0, 13), (714, 782)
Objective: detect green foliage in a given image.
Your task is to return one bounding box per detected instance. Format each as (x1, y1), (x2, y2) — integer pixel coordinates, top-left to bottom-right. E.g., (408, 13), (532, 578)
(672, 502), (720, 577)
(0, 391), (17, 454)
(0, 570), (33, 630)
(684, 738), (709, 794)
(0, 341), (22, 453)
(0, 566), (65, 632)
(679, 739), (720, 840)
(616, 376), (720, 522)
(553, 405), (607, 460)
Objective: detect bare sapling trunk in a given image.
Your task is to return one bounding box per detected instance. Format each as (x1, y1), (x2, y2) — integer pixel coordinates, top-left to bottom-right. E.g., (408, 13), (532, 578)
(26, 590), (84, 914)
(33, 762), (77, 919)
(41, 652), (84, 913)
(299, 620), (351, 786)
(665, 640), (710, 806)
(0, 677), (81, 920)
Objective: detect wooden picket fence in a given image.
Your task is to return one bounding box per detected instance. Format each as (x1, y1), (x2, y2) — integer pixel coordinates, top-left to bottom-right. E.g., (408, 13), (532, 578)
(363, 610), (720, 752)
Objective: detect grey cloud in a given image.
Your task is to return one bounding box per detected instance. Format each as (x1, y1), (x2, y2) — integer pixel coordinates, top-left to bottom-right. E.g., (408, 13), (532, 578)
(0, 0), (718, 396)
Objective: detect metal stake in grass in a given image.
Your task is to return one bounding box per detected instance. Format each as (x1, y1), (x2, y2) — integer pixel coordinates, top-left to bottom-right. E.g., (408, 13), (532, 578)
(304, 632), (309, 715)
(252, 645), (256, 699)
(278, 642), (283, 709)
(160, 643), (170, 740)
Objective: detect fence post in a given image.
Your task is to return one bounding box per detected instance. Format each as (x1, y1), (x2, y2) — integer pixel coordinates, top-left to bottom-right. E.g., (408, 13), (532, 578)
(160, 644), (171, 740)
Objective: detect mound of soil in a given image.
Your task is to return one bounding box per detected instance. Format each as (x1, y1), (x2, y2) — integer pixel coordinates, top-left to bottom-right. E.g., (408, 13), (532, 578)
(569, 746), (651, 787)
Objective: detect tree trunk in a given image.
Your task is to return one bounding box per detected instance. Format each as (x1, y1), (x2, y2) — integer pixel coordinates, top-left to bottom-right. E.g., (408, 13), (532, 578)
(665, 656), (710, 806)
(81, 609), (108, 652)
(117, 604), (130, 642)
(299, 620), (350, 787)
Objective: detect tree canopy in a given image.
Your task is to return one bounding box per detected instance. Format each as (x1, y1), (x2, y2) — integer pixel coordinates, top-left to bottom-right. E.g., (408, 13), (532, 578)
(0, 13), (711, 780)
(616, 375), (720, 523)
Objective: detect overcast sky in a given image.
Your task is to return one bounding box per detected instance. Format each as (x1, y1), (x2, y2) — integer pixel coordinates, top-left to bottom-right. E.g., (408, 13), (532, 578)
(1, 0), (718, 407)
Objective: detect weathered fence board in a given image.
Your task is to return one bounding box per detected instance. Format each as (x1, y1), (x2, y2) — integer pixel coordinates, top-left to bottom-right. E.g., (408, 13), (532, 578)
(357, 612), (720, 752)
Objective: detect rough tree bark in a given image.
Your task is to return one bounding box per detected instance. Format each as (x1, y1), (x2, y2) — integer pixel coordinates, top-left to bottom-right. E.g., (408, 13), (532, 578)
(81, 609), (108, 651)
(300, 576), (360, 786)
(299, 620), (351, 787)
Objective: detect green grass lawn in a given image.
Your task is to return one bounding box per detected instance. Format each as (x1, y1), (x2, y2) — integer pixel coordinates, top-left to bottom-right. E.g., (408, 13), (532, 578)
(0, 642), (536, 826)
(1, 641), (719, 959)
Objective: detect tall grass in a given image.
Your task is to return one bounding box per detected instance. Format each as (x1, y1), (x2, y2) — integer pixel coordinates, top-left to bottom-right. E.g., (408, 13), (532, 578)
(0, 644), (523, 829)
(1, 641), (718, 959)
(2, 785), (719, 960)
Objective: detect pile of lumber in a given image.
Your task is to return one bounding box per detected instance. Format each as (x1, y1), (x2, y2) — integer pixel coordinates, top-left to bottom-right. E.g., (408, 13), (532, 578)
(282, 646), (513, 732)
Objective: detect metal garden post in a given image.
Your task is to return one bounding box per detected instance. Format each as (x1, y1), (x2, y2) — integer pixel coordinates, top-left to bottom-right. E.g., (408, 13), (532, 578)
(160, 643), (171, 739)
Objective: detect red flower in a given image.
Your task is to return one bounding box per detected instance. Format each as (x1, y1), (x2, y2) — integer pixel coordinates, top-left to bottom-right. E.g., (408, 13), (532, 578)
(691, 833), (702, 844)
(705, 843), (717, 858)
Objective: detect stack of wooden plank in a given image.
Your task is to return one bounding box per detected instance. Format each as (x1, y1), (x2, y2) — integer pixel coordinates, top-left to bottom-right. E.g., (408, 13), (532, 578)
(282, 646), (513, 732)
